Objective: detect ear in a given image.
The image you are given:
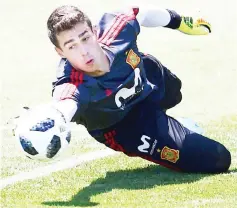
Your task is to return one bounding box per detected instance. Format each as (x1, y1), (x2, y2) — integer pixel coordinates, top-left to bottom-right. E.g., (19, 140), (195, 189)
(55, 47), (65, 58)
(92, 25), (99, 37)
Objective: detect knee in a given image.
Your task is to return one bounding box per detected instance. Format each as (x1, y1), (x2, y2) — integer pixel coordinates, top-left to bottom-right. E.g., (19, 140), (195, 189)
(216, 144), (231, 173)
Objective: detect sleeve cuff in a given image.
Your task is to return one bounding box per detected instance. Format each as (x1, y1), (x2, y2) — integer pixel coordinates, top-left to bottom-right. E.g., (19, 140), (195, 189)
(165, 9), (182, 29)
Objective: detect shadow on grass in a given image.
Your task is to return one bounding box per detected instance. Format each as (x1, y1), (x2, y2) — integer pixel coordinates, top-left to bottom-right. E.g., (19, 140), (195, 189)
(42, 164), (220, 207)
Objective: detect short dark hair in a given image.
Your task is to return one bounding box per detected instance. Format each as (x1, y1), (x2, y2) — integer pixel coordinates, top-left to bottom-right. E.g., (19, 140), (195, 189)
(47, 5), (93, 48)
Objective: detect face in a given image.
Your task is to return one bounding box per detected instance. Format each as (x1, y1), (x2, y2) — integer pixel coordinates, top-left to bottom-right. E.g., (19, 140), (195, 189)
(56, 22), (107, 73)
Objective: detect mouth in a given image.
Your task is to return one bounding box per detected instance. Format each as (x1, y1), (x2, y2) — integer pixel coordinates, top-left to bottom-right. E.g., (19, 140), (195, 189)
(86, 59), (94, 65)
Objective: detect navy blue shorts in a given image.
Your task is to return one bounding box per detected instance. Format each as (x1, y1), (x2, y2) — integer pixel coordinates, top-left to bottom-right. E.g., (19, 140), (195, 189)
(89, 99), (231, 173)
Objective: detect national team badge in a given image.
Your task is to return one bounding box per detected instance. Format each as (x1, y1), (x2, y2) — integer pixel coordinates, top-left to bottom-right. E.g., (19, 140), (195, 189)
(126, 49), (140, 69)
(160, 146), (180, 163)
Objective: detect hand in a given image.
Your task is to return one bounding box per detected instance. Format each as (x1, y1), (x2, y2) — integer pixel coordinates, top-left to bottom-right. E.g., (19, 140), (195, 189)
(178, 16), (211, 35)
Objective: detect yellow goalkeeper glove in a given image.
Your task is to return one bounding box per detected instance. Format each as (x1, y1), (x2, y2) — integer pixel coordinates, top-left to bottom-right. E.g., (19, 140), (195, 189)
(178, 16), (211, 35)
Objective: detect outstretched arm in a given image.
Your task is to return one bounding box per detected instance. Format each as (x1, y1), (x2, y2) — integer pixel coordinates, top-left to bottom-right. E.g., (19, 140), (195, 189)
(136, 7), (211, 35)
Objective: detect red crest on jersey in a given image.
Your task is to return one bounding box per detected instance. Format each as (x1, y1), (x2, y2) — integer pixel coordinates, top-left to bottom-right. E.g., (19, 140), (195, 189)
(126, 49), (140, 69)
(160, 146), (180, 163)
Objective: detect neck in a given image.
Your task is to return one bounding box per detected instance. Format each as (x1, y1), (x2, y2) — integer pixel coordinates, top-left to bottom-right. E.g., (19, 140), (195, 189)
(86, 69), (108, 77)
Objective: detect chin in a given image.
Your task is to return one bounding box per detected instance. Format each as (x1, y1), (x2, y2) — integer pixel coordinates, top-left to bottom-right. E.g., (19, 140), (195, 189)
(85, 68), (97, 73)
(73, 66), (92, 72)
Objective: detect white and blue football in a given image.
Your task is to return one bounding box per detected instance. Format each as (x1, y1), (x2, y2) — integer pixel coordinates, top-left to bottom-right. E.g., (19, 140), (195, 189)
(14, 104), (71, 161)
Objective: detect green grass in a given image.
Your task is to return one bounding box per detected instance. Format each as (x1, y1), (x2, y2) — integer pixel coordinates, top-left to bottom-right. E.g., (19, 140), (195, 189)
(1, 0), (237, 207)
(0, 126), (105, 178)
(1, 116), (237, 208)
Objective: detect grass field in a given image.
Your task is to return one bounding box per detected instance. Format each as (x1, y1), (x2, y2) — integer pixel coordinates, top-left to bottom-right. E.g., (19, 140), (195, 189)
(1, 0), (237, 207)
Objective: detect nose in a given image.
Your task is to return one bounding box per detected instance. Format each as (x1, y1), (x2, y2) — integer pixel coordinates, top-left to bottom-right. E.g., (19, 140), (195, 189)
(79, 45), (89, 57)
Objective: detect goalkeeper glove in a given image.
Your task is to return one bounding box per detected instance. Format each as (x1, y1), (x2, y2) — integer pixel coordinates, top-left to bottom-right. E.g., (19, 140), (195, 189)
(178, 16), (211, 35)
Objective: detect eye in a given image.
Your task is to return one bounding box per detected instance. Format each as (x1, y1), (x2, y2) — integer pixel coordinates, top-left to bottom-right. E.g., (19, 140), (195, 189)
(82, 36), (90, 42)
(69, 45), (76, 50)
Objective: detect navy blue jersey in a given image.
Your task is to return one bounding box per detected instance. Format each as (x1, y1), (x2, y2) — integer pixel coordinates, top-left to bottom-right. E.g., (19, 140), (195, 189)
(52, 8), (157, 131)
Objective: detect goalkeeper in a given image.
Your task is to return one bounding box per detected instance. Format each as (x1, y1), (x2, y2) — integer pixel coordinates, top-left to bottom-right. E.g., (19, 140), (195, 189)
(44, 5), (230, 173)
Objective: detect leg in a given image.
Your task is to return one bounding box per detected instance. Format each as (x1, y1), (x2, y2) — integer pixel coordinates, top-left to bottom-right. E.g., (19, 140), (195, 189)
(153, 112), (231, 173)
(137, 110), (230, 173)
(90, 102), (231, 173)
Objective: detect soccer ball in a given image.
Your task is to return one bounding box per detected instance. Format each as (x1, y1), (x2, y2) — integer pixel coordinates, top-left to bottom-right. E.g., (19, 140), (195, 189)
(14, 104), (71, 161)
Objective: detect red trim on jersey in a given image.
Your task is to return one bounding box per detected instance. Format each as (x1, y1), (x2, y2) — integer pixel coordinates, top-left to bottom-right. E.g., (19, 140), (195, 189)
(98, 14), (125, 43)
(139, 155), (182, 172)
(132, 7), (139, 16)
(102, 14), (127, 45)
(126, 153), (181, 172)
(70, 67), (84, 87)
(98, 10), (137, 46)
(104, 130), (126, 152)
(105, 89), (113, 96)
(72, 68), (84, 87)
(59, 67), (84, 100)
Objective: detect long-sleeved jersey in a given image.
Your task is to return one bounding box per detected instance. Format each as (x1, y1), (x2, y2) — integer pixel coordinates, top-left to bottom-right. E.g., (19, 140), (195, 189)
(52, 8), (159, 131)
